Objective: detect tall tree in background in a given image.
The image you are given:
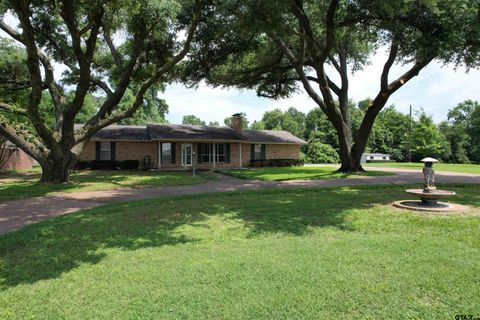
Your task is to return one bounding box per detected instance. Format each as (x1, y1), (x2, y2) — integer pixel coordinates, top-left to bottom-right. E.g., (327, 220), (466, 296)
(0, 0), (201, 183)
(182, 114), (206, 125)
(446, 100), (480, 163)
(186, 0), (479, 171)
(118, 87), (169, 125)
(259, 107), (306, 138)
(410, 112), (450, 161)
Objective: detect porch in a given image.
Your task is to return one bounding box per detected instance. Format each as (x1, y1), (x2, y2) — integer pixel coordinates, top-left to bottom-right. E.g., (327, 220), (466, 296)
(157, 141), (251, 170)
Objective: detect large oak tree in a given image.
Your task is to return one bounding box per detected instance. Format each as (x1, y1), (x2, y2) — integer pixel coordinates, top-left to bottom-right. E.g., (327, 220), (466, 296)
(186, 0), (479, 171)
(0, 0), (201, 182)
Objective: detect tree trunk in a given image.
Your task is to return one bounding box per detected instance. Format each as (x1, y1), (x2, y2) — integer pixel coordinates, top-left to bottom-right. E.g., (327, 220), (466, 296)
(337, 145), (365, 172)
(330, 117), (366, 173)
(39, 152), (77, 184)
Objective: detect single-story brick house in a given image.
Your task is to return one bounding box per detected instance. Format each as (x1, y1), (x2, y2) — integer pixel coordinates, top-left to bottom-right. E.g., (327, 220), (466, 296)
(79, 114), (306, 169)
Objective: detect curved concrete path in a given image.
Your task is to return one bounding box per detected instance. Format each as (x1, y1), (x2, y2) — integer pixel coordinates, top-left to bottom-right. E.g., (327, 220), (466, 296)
(1, 167), (479, 235)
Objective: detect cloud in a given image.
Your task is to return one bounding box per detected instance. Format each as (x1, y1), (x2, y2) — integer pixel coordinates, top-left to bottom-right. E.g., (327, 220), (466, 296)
(164, 48), (480, 124)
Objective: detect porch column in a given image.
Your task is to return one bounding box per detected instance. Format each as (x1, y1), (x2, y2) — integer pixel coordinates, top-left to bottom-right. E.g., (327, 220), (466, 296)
(158, 141), (161, 169)
(213, 142), (216, 168)
(239, 143), (242, 167)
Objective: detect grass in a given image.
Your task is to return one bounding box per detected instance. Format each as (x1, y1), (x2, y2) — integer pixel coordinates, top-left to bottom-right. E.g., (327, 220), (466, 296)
(1, 184), (479, 319)
(221, 165), (392, 181)
(365, 162), (480, 174)
(0, 169), (212, 202)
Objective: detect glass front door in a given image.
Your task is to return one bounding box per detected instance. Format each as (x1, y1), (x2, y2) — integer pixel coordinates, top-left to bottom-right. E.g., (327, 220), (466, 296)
(182, 143), (193, 166)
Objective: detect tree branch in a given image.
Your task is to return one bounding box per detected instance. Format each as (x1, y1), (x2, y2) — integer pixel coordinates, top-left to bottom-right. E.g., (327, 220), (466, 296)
(381, 41), (399, 92)
(103, 27), (122, 66)
(90, 78), (113, 96)
(268, 31), (329, 113)
(76, 0), (203, 144)
(0, 121), (44, 162)
(9, 1), (57, 149)
(320, 0), (340, 62)
(0, 20), (25, 44)
(0, 102), (28, 116)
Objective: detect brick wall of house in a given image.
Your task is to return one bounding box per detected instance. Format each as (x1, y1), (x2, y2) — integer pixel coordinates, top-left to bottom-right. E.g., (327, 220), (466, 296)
(240, 143), (301, 166)
(79, 141), (95, 161)
(116, 141), (158, 168)
(0, 148), (33, 171)
(79, 141), (158, 168)
(79, 141), (301, 169)
(266, 144), (301, 160)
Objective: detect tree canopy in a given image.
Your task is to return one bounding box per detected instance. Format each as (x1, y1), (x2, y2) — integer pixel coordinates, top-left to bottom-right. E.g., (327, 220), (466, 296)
(182, 114), (206, 125)
(0, 0), (202, 182)
(185, 0), (480, 171)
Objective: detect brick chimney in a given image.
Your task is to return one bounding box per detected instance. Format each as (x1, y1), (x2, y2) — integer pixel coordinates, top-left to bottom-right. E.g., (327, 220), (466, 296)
(230, 113), (243, 132)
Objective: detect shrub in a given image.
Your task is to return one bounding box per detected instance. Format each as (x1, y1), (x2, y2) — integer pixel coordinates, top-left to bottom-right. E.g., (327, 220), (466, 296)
(249, 159), (304, 167)
(91, 160), (119, 170)
(305, 141), (340, 164)
(74, 161), (91, 170)
(122, 160), (140, 170)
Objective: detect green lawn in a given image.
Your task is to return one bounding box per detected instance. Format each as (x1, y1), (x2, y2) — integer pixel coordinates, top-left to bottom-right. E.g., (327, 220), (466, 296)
(0, 169), (211, 202)
(222, 166), (392, 181)
(1, 184), (479, 319)
(365, 162), (480, 174)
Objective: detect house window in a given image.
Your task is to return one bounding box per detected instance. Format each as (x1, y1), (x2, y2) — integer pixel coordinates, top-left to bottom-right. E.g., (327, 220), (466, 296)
(100, 142), (111, 160)
(200, 143), (213, 163)
(199, 143), (228, 163)
(254, 144), (263, 160)
(162, 143), (172, 164)
(216, 143), (227, 162)
(370, 156), (374, 160)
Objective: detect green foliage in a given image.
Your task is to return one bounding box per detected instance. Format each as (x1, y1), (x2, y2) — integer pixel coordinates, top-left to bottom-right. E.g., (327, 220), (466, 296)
(306, 139), (340, 164)
(410, 111), (450, 161)
(366, 105), (412, 161)
(182, 114), (206, 126)
(261, 107), (306, 138)
(118, 88), (169, 125)
(250, 120), (265, 130)
(305, 108), (338, 148)
(438, 121), (470, 164)
(446, 100), (480, 163)
(185, 0), (479, 170)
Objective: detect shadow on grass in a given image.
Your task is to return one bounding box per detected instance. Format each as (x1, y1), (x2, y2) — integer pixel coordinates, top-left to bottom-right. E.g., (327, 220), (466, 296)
(0, 170), (207, 202)
(0, 184), (478, 290)
(222, 167), (391, 181)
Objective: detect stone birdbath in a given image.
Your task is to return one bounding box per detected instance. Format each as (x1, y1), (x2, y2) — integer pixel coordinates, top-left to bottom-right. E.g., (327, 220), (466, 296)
(393, 157), (466, 212)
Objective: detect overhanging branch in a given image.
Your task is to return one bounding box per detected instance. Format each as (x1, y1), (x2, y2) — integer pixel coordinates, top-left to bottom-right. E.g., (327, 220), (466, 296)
(0, 102), (28, 116)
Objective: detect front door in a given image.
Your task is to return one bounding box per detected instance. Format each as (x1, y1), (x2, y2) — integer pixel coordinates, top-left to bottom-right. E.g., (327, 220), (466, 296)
(182, 143), (193, 166)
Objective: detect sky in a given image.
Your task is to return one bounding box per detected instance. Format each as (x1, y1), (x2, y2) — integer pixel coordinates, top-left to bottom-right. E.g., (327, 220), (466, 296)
(163, 49), (480, 125)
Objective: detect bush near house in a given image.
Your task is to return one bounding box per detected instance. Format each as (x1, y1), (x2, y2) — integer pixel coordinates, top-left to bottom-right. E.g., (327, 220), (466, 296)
(249, 159), (304, 167)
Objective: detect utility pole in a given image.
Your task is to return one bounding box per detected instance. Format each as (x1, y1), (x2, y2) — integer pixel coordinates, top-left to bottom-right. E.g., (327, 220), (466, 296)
(408, 105), (413, 163)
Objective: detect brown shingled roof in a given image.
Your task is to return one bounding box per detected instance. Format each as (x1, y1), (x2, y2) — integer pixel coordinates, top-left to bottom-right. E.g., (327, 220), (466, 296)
(147, 124), (248, 141)
(88, 125), (149, 141)
(85, 123), (306, 145)
(242, 130), (307, 145)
